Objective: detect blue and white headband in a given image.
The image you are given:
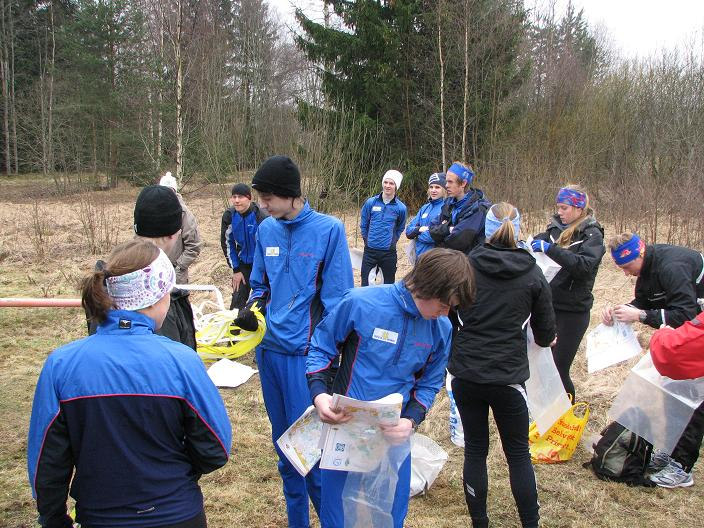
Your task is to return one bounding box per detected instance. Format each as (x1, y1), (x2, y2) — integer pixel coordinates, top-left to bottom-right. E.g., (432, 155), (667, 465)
(447, 162), (474, 184)
(485, 206), (520, 242)
(105, 249), (175, 311)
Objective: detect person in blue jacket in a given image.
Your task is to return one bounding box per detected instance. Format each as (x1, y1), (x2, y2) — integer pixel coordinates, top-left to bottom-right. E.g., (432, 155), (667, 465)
(360, 169), (407, 285)
(233, 155), (354, 528)
(222, 183), (268, 310)
(306, 248), (475, 528)
(429, 161), (491, 255)
(27, 239), (232, 528)
(405, 172), (447, 258)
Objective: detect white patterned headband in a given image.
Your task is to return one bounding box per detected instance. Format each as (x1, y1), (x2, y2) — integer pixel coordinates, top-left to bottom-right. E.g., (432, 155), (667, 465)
(105, 249), (175, 311)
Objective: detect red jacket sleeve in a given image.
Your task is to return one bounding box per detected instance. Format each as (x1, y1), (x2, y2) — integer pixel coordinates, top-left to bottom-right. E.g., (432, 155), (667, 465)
(650, 313), (704, 380)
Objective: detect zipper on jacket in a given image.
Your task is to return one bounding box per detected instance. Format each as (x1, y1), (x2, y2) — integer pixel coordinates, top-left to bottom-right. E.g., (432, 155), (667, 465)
(285, 226), (292, 273)
(288, 288), (301, 309)
(568, 280), (574, 291)
(392, 315), (409, 365)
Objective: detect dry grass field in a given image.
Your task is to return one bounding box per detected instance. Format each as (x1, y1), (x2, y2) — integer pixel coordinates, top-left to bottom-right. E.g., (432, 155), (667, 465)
(0, 175), (701, 527)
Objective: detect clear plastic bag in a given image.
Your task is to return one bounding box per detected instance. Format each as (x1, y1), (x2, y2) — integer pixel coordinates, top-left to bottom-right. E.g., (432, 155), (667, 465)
(342, 441), (410, 528)
(525, 330), (572, 436)
(410, 434), (447, 497)
(586, 322), (641, 373)
(609, 353), (704, 454)
(446, 373), (464, 447)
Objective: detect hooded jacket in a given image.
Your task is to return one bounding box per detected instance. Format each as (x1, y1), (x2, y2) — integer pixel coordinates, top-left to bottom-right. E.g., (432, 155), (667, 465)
(306, 281), (451, 426)
(629, 244), (704, 329)
(405, 197), (444, 257)
(165, 193), (203, 284)
(534, 214), (605, 312)
(360, 193), (407, 251)
(223, 203), (268, 272)
(448, 243), (556, 385)
(428, 189), (492, 255)
(651, 312), (704, 379)
(27, 310), (231, 528)
(249, 201), (354, 356)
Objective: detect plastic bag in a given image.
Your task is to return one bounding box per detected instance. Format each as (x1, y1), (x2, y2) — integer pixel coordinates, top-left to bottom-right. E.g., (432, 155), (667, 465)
(586, 322), (641, 373)
(446, 373), (465, 447)
(525, 237), (561, 282)
(609, 353), (704, 454)
(405, 240), (417, 266)
(410, 434), (448, 497)
(525, 331), (572, 436)
(529, 402), (590, 463)
(342, 441), (410, 528)
(195, 307), (266, 364)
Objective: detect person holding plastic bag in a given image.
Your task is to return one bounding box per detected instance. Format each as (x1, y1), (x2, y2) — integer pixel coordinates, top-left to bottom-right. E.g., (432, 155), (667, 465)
(531, 185), (604, 401)
(307, 248), (475, 528)
(602, 233), (704, 488)
(405, 172), (446, 259)
(233, 156), (354, 528)
(27, 239), (232, 528)
(449, 202), (556, 528)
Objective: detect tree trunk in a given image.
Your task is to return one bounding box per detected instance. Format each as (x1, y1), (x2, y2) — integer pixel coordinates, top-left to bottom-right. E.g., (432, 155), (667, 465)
(462, 0), (469, 161)
(174, 0), (184, 186)
(437, 6), (446, 170)
(9, 0), (16, 173)
(1, 0), (10, 174)
(47, 1), (55, 173)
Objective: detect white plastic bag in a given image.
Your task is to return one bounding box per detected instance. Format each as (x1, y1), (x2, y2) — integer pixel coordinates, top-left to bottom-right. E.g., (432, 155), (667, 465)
(525, 237), (561, 283)
(609, 353), (704, 454)
(446, 373), (464, 447)
(410, 434), (448, 497)
(586, 322), (641, 373)
(207, 358), (258, 388)
(525, 329), (572, 436)
(405, 240), (417, 266)
(350, 247), (364, 271)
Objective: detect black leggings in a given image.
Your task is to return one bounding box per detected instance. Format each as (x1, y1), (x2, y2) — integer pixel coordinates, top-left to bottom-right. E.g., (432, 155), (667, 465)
(229, 263), (253, 311)
(451, 378), (539, 528)
(551, 309), (591, 401)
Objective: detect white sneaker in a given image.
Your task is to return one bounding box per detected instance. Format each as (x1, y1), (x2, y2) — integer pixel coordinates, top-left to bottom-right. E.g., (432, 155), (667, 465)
(649, 461), (694, 488)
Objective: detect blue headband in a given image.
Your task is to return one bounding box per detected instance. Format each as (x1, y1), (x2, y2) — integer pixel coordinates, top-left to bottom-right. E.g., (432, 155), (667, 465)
(448, 162), (474, 184)
(556, 188), (587, 209)
(611, 234), (645, 266)
(485, 207), (520, 242)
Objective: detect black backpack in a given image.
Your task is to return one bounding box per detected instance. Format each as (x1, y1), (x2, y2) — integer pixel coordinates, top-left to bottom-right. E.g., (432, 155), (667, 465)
(583, 422), (655, 487)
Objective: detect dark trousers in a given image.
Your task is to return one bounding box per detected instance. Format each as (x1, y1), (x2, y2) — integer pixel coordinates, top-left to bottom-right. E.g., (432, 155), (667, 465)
(452, 378), (539, 528)
(229, 263), (253, 311)
(360, 247), (397, 286)
(85, 510), (207, 528)
(672, 400), (704, 472)
(551, 309), (591, 401)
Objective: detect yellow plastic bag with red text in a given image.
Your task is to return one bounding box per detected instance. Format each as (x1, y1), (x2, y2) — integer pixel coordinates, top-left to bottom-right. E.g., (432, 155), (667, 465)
(528, 402), (589, 463)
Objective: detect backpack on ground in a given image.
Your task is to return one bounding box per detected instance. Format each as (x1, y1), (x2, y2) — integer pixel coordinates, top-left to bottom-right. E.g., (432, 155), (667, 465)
(583, 421), (655, 487)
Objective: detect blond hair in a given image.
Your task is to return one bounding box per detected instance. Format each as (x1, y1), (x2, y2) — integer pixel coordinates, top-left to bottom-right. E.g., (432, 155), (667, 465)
(488, 202), (520, 249)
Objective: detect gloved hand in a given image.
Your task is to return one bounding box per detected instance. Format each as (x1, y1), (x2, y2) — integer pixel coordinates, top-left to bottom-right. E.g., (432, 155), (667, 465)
(531, 239), (551, 253)
(233, 308), (259, 332)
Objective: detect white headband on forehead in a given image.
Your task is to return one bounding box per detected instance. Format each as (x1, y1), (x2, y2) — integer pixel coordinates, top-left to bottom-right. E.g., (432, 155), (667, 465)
(105, 248), (175, 311)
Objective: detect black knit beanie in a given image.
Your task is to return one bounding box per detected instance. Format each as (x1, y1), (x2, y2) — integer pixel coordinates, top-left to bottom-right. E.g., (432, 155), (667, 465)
(251, 155), (301, 197)
(133, 185), (183, 237)
(231, 183), (252, 198)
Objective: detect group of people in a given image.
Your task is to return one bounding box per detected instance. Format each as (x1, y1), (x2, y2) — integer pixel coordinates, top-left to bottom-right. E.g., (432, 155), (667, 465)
(26, 155), (703, 528)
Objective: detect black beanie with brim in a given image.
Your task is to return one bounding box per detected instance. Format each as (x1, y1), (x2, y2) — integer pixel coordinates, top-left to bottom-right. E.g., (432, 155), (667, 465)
(133, 185), (183, 237)
(251, 155), (301, 197)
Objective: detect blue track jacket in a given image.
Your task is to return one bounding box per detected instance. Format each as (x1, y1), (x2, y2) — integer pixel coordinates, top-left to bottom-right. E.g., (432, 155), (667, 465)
(225, 204), (268, 272)
(27, 310), (232, 528)
(360, 194), (407, 251)
(306, 281), (451, 425)
(428, 189), (491, 255)
(249, 201), (354, 356)
(405, 197), (444, 257)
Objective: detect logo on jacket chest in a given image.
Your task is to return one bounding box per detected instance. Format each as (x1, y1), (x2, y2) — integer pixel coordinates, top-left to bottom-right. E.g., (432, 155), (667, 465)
(372, 206), (382, 212)
(266, 247), (280, 257)
(372, 327), (398, 344)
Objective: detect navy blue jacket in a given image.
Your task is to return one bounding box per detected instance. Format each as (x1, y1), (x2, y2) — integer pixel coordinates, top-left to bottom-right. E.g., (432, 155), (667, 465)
(405, 197), (444, 257)
(249, 201), (354, 356)
(428, 189), (491, 255)
(27, 310), (232, 528)
(306, 281), (451, 425)
(224, 204), (268, 272)
(360, 193), (407, 251)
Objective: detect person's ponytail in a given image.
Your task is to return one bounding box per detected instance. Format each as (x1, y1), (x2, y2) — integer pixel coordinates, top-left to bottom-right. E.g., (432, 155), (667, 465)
(81, 270), (113, 325)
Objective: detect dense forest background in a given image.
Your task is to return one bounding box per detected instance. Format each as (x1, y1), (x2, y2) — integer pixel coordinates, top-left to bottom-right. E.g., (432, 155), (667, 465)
(1, 0), (703, 244)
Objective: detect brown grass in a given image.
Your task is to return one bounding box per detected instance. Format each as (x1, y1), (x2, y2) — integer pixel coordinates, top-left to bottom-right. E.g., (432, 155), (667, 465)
(0, 174), (700, 527)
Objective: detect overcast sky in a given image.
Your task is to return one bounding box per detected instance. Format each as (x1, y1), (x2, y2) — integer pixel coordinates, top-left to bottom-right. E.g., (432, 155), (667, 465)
(268, 0), (704, 59)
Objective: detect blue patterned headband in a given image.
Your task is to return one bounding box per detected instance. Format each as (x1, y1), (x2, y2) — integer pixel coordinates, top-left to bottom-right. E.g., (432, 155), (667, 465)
(556, 188), (586, 209)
